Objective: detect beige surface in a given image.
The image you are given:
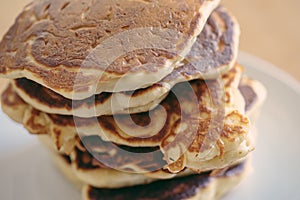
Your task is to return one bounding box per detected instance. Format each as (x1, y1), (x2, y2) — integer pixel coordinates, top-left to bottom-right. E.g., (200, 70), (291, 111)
(223, 0), (300, 81)
(0, 0), (299, 89)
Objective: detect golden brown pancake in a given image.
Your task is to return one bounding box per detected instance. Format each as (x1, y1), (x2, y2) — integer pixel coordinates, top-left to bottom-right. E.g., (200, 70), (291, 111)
(42, 134), (250, 192)
(1, 64), (252, 173)
(71, 138), (251, 189)
(0, 0), (221, 100)
(11, 6), (240, 117)
(72, 140), (196, 188)
(82, 161), (250, 200)
(47, 136), (250, 198)
(39, 135), (194, 189)
(3, 64), (244, 148)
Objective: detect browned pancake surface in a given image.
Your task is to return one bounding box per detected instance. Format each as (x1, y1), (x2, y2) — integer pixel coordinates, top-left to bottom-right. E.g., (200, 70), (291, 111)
(85, 162), (246, 200)
(0, 0), (220, 98)
(11, 6), (240, 117)
(185, 6), (239, 74)
(75, 136), (167, 173)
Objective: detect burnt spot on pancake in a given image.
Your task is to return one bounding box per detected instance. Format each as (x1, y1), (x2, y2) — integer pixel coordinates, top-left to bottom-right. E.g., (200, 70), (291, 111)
(79, 136), (167, 172)
(14, 78), (112, 109)
(85, 162), (246, 200)
(60, 154), (72, 164)
(74, 146), (108, 170)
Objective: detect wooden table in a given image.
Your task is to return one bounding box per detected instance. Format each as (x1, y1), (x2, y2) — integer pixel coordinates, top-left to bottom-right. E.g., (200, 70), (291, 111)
(0, 0), (299, 93)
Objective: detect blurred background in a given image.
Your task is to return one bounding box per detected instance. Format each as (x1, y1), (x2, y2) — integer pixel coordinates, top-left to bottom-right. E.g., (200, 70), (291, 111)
(0, 0), (299, 94)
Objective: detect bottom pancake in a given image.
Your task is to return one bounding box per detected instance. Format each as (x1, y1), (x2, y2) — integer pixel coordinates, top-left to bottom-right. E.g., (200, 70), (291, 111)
(49, 142), (250, 200)
(82, 161), (250, 200)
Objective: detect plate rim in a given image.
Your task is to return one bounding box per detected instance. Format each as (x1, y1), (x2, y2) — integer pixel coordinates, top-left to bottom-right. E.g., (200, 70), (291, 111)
(239, 52), (300, 94)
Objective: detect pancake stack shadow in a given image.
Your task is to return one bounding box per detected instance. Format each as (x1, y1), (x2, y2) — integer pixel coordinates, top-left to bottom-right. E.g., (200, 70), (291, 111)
(0, 1), (267, 200)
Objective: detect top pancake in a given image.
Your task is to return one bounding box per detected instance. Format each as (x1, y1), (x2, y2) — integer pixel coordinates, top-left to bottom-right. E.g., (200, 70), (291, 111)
(0, 0), (220, 100)
(11, 6), (241, 117)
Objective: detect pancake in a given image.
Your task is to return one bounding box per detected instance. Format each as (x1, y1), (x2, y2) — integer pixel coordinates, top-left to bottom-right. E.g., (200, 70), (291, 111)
(11, 6), (240, 117)
(0, 0), (221, 100)
(82, 161), (250, 200)
(39, 135), (199, 188)
(40, 134), (193, 189)
(42, 134), (250, 191)
(3, 64), (245, 147)
(48, 138), (250, 198)
(239, 77), (267, 124)
(72, 142), (196, 188)
(1, 65), (252, 173)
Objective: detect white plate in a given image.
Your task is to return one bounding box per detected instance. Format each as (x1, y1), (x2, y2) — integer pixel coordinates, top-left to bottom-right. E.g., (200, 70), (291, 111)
(0, 53), (299, 200)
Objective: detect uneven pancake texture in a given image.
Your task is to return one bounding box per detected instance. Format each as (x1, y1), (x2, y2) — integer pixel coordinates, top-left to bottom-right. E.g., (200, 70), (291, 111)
(0, 0), (220, 99)
(83, 161), (249, 200)
(1, 65), (252, 173)
(48, 140), (249, 200)
(40, 135), (194, 189)
(72, 140), (195, 188)
(12, 6), (240, 117)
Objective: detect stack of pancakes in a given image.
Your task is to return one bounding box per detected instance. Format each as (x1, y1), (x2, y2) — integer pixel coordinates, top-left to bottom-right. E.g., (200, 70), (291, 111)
(0, 0), (267, 199)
